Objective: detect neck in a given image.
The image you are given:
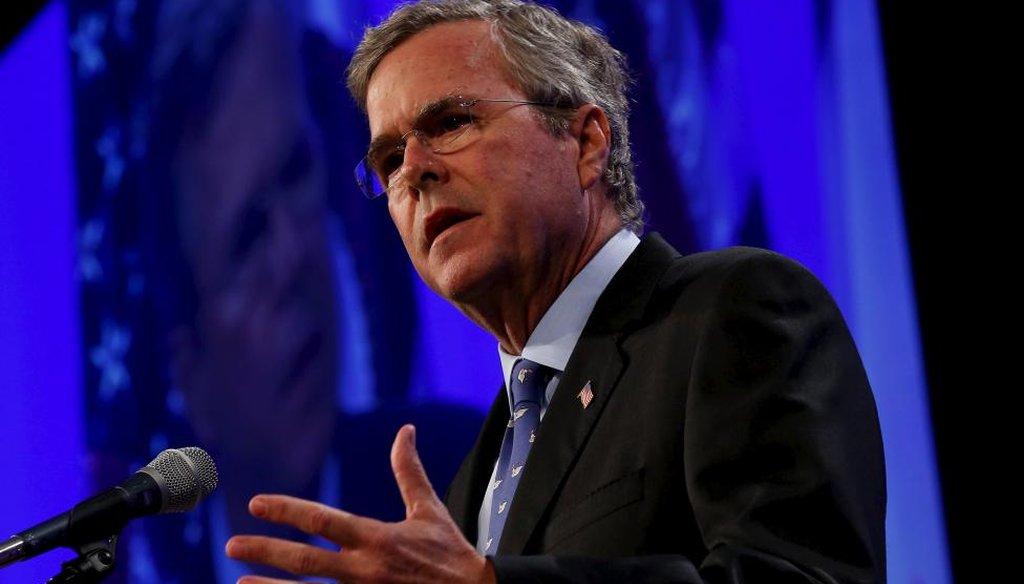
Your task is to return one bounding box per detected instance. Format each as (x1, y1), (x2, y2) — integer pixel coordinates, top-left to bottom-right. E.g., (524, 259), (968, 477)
(457, 207), (622, 355)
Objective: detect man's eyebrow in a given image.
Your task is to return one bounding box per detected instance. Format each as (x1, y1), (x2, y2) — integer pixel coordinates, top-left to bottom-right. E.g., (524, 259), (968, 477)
(366, 134), (397, 158)
(366, 94), (467, 155)
(416, 94), (463, 122)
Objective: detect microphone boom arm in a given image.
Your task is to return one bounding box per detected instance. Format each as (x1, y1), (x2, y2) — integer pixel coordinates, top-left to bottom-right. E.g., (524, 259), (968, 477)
(47, 533), (119, 583)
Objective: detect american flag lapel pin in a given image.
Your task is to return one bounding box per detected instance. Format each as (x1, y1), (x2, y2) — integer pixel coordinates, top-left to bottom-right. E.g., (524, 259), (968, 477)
(577, 380), (594, 409)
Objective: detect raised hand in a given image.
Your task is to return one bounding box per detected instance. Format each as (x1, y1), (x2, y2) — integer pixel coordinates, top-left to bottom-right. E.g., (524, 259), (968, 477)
(225, 424), (496, 584)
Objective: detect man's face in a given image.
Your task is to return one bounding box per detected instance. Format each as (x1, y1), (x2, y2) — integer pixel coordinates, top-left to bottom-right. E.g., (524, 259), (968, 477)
(365, 21), (591, 310)
(175, 4), (337, 487)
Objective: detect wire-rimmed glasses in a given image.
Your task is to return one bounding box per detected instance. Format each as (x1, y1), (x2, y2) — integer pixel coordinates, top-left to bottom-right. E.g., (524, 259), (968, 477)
(354, 97), (552, 199)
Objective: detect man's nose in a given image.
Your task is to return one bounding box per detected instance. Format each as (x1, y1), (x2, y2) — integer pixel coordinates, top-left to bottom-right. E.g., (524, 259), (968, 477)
(396, 137), (447, 196)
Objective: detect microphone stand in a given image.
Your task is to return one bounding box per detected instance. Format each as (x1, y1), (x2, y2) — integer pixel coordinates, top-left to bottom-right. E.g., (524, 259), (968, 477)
(47, 534), (119, 583)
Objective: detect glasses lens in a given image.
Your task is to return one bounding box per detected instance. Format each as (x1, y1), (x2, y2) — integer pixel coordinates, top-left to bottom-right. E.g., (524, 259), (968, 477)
(355, 100), (508, 199)
(354, 158), (386, 199)
(430, 104), (476, 155)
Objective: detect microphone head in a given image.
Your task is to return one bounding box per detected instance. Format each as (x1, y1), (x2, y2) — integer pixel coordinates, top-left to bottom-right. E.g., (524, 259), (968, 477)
(144, 447), (219, 513)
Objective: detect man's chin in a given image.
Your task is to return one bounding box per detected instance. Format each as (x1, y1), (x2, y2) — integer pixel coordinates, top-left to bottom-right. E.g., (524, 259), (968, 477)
(424, 256), (506, 306)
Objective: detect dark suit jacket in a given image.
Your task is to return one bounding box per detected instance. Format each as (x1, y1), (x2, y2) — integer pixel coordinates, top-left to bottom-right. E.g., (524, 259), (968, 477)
(445, 235), (886, 583)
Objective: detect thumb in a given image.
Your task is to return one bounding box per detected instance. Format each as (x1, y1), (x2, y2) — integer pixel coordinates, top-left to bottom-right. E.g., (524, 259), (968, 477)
(391, 424), (442, 518)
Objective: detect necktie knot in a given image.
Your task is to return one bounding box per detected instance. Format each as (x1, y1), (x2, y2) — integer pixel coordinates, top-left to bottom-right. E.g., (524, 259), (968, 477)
(511, 359), (548, 408)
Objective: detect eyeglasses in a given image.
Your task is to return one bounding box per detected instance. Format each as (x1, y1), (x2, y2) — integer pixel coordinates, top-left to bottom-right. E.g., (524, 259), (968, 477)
(354, 97), (552, 199)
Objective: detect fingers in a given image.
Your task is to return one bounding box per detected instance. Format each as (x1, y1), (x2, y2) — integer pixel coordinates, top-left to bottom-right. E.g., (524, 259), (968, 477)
(245, 494), (380, 546)
(227, 536), (347, 581)
(390, 424), (442, 517)
(236, 577), (328, 584)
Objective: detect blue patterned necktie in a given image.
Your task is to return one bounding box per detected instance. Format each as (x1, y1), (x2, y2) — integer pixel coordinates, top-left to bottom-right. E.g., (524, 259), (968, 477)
(484, 358), (550, 553)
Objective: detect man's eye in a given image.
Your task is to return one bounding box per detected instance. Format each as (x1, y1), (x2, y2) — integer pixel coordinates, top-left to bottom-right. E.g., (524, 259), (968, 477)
(434, 112), (473, 135)
(376, 149), (405, 180)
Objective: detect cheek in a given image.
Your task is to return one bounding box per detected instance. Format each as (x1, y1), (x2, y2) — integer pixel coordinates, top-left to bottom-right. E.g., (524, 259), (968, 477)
(388, 197), (418, 251)
(481, 131), (575, 200)
(483, 158), (571, 233)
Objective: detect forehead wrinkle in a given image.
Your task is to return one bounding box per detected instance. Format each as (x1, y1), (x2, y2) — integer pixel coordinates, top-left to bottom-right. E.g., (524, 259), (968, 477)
(470, 21), (526, 100)
(465, 20), (498, 67)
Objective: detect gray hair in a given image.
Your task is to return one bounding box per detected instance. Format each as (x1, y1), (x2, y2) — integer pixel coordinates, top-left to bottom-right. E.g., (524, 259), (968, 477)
(346, 0), (643, 233)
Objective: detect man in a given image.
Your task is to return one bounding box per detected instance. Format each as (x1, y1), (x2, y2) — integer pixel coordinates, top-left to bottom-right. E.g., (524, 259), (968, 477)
(226, 1), (886, 583)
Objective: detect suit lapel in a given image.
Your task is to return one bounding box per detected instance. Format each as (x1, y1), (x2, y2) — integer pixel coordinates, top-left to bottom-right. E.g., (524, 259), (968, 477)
(497, 332), (625, 553)
(496, 234), (680, 554)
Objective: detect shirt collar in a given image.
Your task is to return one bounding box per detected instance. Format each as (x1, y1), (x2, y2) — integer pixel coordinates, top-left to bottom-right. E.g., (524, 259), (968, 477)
(498, 228), (640, 396)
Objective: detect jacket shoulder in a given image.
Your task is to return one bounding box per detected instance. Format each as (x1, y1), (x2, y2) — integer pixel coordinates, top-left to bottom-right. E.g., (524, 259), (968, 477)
(657, 245), (833, 306)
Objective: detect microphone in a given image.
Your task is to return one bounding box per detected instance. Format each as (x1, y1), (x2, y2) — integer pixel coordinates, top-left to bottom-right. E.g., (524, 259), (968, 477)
(0, 447), (218, 568)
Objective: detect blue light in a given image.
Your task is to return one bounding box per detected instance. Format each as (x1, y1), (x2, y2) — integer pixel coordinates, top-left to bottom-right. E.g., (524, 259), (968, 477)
(0, 1), (86, 582)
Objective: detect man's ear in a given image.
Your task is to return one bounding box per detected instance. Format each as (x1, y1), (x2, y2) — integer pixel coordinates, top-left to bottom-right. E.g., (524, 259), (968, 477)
(574, 104), (612, 191)
(168, 325), (216, 444)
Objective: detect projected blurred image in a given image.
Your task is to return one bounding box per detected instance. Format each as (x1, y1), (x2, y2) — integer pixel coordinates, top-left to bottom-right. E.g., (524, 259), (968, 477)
(75, 0), (481, 581)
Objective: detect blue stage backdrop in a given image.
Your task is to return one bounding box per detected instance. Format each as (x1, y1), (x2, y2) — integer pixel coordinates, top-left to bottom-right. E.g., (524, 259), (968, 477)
(1, 1), (947, 583)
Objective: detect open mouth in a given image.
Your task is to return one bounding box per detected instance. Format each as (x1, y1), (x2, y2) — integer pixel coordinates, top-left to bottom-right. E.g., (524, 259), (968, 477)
(424, 207), (478, 248)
